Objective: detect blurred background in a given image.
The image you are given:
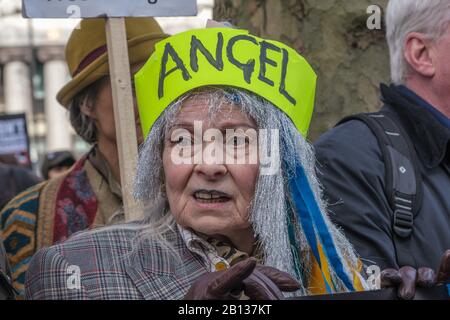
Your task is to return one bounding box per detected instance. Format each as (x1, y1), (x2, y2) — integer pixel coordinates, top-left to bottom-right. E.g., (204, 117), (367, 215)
(0, 0), (390, 176)
(0, 0), (214, 174)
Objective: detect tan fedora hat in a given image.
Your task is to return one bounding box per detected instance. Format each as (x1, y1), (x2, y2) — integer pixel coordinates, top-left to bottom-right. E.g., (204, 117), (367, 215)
(56, 17), (169, 108)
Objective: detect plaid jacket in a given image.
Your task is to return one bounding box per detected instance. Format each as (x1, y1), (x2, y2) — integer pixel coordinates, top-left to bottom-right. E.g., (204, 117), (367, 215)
(25, 223), (208, 300)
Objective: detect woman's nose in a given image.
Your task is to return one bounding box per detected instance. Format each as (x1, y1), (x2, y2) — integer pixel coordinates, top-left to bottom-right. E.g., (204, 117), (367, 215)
(194, 162), (228, 180)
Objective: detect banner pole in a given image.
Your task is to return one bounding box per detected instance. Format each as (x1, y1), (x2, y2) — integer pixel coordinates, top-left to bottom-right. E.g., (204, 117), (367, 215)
(105, 18), (142, 221)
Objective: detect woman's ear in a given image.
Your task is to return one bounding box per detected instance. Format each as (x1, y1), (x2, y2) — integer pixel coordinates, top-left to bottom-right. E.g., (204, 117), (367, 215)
(404, 32), (436, 78)
(80, 96), (97, 119)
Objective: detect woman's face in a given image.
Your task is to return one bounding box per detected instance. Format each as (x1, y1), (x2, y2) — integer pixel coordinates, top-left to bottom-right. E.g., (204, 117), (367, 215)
(82, 63), (145, 146)
(162, 95), (259, 253)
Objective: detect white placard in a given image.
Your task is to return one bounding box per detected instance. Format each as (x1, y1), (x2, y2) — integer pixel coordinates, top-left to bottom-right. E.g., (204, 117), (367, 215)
(22, 0), (197, 18)
(0, 114), (29, 155)
(0, 113), (31, 166)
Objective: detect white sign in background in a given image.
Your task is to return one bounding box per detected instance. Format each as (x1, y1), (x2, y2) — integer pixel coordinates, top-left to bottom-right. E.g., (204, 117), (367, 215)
(22, 0), (197, 18)
(0, 115), (29, 155)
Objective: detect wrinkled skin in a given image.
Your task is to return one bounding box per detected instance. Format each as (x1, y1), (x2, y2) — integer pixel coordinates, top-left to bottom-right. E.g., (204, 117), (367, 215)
(381, 249), (450, 299)
(184, 258), (300, 300)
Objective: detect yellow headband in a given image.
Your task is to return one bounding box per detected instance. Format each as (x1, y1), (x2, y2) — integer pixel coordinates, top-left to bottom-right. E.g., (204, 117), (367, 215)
(135, 28), (317, 138)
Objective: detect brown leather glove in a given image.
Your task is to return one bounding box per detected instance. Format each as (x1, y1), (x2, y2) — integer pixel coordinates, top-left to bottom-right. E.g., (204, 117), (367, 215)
(184, 257), (301, 300)
(243, 264), (301, 299)
(381, 249), (450, 300)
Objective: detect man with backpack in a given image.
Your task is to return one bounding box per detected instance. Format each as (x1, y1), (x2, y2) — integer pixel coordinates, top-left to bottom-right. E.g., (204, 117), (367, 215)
(314, 0), (450, 296)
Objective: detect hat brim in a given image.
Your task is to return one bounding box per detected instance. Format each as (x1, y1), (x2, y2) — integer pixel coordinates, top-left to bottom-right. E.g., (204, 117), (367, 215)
(57, 33), (168, 108)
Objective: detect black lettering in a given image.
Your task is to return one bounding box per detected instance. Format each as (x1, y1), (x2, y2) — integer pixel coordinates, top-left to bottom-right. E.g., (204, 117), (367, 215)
(158, 42), (191, 99)
(190, 32), (224, 72)
(258, 41), (281, 87)
(279, 48), (297, 105)
(226, 35), (258, 84)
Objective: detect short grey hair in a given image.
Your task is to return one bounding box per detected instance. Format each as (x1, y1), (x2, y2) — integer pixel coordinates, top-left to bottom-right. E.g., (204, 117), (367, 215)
(386, 0), (450, 84)
(68, 78), (107, 143)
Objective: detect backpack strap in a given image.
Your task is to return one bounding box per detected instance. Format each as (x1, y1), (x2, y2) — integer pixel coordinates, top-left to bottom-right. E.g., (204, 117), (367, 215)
(337, 111), (422, 267)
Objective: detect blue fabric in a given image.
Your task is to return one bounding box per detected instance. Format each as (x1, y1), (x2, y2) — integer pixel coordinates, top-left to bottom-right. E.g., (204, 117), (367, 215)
(286, 159), (355, 292)
(397, 85), (450, 129)
(289, 175), (333, 293)
(447, 283), (450, 297)
(286, 210), (305, 284)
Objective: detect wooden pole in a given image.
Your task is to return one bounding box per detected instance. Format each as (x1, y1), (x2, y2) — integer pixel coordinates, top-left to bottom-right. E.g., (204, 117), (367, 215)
(105, 18), (142, 221)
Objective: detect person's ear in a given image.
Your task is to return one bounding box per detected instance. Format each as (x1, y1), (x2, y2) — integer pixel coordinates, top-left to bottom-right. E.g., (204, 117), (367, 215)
(404, 32), (436, 78)
(80, 97), (97, 119)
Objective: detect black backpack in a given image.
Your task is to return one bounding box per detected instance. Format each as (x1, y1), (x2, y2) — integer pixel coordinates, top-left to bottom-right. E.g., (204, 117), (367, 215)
(337, 110), (423, 267)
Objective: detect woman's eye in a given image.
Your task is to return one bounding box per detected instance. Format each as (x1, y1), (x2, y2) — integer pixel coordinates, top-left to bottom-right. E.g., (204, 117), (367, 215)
(171, 135), (193, 146)
(228, 135), (250, 147)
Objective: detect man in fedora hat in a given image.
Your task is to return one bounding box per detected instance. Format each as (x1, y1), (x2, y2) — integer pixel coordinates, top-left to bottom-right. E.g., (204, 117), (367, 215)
(0, 17), (168, 298)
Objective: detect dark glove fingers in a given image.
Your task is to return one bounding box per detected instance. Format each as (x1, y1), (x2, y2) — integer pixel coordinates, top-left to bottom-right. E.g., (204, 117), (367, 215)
(243, 271), (284, 300)
(380, 268), (402, 288)
(253, 265), (301, 291)
(209, 257), (257, 296)
(436, 249), (450, 284)
(243, 277), (272, 300)
(397, 266), (417, 300)
(416, 267), (436, 288)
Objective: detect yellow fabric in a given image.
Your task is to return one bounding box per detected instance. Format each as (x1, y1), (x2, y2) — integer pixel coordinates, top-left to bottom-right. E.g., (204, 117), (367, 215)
(307, 242), (365, 295)
(308, 242), (334, 294)
(214, 262), (228, 271)
(56, 17), (168, 107)
(135, 28), (317, 139)
(352, 259), (366, 291)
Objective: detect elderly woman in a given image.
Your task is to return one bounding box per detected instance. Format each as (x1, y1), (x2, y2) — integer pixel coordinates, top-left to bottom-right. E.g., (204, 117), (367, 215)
(25, 28), (367, 300)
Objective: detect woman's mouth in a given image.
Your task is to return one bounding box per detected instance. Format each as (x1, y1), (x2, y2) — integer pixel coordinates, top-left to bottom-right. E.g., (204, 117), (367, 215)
(193, 189), (231, 203)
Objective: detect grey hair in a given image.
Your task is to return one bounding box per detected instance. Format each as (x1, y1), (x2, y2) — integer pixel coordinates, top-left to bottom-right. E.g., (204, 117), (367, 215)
(131, 87), (362, 295)
(68, 78), (107, 143)
(386, 0), (450, 84)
